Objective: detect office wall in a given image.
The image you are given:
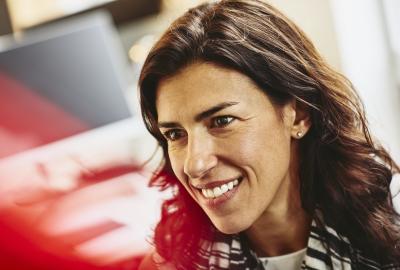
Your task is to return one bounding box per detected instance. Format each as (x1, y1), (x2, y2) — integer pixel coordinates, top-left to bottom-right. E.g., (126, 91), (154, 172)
(0, 0), (12, 35)
(330, 0), (400, 163)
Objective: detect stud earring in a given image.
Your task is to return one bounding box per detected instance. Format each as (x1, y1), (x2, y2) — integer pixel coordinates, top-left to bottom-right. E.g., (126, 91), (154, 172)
(296, 131), (303, 138)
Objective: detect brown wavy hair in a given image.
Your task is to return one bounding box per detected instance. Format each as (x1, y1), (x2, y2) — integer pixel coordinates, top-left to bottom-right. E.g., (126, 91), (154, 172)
(138, 0), (400, 264)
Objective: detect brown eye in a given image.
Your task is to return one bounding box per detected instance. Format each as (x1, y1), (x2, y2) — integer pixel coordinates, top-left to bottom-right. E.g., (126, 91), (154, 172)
(211, 116), (235, 128)
(163, 129), (185, 141)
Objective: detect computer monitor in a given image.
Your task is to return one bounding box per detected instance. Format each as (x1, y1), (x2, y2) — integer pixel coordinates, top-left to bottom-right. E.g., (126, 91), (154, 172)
(0, 11), (133, 158)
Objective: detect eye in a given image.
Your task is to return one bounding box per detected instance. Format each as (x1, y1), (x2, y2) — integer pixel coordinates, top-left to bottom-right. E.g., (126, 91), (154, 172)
(162, 129), (186, 141)
(211, 116), (235, 128)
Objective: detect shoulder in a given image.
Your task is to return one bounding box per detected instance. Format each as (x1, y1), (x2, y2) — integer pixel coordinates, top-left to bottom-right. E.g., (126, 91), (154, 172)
(138, 251), (176, 270)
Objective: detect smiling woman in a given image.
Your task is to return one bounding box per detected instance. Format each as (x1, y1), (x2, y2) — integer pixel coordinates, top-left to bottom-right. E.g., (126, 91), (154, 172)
(137, 0), (400, 269)
(156, 62), (307, 239)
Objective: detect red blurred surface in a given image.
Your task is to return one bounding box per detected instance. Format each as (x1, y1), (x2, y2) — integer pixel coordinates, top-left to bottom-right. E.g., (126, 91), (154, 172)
(0, 71), (89, 158)
(0, 63), (161, 270)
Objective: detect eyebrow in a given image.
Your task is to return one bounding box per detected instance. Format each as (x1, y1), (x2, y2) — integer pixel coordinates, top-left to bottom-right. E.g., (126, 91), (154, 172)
(157, 101), (239, 129)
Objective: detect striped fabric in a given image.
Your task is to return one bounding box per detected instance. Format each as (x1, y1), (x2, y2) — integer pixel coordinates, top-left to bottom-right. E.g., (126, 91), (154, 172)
(155, 176), (400, 270)
(154, 216), (400, 270)
(180, 217), (400, 270)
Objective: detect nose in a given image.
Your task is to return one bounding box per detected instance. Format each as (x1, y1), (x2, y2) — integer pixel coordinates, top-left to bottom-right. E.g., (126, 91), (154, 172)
(183, 133), (217, 179)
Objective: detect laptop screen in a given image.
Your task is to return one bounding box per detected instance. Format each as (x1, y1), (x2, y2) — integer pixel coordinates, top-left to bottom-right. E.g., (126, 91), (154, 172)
(0, 12), (133, 159)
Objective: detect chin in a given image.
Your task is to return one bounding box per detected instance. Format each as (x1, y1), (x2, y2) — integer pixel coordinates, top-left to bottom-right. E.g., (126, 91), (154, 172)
(212, 218), (251, 235)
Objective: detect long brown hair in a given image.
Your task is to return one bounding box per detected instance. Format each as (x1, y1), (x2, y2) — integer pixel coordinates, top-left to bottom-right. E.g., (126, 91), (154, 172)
(138, 0), (400, 264)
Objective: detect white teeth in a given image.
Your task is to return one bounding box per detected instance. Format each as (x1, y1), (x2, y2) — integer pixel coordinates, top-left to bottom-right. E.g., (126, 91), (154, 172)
(228, 181), (234, 190)
(221, 184), (228, 193)
(201, 178), (241, 199)
(213, 187), (222, 197)
(207, 189), (215, 198)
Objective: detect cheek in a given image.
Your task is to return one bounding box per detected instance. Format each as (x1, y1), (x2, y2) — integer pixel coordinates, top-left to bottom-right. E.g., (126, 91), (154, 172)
(230, 123), (292, 174)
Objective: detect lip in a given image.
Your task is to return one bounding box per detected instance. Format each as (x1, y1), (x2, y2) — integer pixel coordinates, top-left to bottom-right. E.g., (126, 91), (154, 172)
(192, 176), (241, 190)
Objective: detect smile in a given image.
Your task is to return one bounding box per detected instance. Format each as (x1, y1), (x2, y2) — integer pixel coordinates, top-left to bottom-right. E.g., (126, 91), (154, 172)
(200, 177), (242, 199)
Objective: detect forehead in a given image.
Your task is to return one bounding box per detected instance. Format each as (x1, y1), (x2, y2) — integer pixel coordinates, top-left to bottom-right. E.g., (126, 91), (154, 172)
(155, 62), (270, 119)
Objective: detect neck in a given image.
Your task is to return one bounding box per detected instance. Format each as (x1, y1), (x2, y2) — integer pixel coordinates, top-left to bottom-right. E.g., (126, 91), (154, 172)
(244, 172), (311, 257)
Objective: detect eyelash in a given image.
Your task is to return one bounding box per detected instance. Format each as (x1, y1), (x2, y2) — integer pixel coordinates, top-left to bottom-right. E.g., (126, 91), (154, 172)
(162, 116), (236, 142)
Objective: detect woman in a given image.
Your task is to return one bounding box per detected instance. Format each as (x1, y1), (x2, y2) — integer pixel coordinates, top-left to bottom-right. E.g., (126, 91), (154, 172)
(138, 0), (400, 269)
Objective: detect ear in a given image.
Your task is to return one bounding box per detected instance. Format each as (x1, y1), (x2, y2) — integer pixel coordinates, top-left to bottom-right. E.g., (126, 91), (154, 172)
(290, 100), (312, 139)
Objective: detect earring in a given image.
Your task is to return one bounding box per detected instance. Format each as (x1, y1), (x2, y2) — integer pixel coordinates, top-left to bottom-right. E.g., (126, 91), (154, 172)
(296, 131), (303, 138)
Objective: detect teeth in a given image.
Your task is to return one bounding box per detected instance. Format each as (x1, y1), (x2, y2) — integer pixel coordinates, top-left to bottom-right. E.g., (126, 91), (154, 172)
(213, 187), (222, 197)
(221, 184), (228, 193)
(228, 181), (233, 190)
(201, 178), (241, 199)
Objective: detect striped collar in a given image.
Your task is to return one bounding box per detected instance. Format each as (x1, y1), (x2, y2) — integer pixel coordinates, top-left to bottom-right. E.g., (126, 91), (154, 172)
(181, 218), (400, 270)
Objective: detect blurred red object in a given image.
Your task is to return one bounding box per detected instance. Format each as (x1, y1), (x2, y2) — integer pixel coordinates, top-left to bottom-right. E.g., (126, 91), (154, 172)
(0, 72), (90, 159)
(0, 211), (119, 270)
(0, 158), (161, 270)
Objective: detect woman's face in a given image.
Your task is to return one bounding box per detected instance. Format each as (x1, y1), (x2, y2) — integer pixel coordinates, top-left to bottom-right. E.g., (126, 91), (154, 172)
(156, 62), (301, 234)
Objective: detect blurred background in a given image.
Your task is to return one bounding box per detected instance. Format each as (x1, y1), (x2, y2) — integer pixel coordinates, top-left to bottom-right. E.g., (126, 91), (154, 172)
(0, 0), (399, 269)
